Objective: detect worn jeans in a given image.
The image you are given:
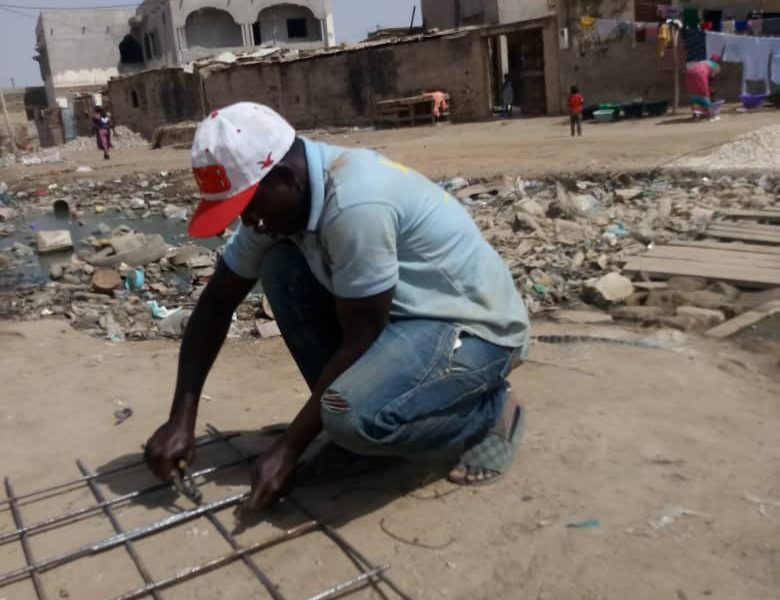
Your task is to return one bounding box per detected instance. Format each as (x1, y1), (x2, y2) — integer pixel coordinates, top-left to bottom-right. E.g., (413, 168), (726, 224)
(261, 242), (519, 457)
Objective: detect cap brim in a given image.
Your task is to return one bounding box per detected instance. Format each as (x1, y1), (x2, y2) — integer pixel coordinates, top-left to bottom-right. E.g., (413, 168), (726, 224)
(188, 183), (259, 238)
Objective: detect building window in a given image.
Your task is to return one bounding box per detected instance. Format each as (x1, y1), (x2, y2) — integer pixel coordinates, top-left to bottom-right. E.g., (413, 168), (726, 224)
(287, 18), (308, 39)
(252, 21), (262, 45)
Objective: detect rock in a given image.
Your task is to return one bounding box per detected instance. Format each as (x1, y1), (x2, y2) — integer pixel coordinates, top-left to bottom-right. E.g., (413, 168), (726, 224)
(36, 230), (73, 254)
(645, 290), (688, 311)
(163, 204), (188, 220)
(92, 222), (112, 236)
(570, 251), (585, 269)
(711, 281), (740, 301)
(690, 207), (714, 227)
(111, 233), (145, 254)
(49, 264), (64, 280)
(676, 306), (726, 329)
(256, 320), (282, 338)
(86, 234), (169, 267)
(0, 252), (11, 268)
(100, 312), (125, 342)
(517, 199), (546, 219)
(595, 254), (609, 270)
(615, 188), (642, 201)
(515, 240), (537, 257)
(0, 206), (17, 221)
(656, 197), (672, 224)
(632, 226), (659, 244)
(584, 273), (635, 305)
(667, 276), (707, 292)
(129, 197), (146, 210)
(612, 305), (664, 322)
(512, 212), (543, 234)
(554, 219), (586, 244)
(159, 309), (193, 337)
(549, 310), (613, 324)
(12, 242), (35, 257)
(681, 290), (732, 311)
(92, 269), (123, 294)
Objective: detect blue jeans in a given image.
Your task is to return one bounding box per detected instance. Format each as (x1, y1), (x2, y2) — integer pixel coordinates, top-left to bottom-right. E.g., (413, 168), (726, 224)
(261, 243), (519, 457)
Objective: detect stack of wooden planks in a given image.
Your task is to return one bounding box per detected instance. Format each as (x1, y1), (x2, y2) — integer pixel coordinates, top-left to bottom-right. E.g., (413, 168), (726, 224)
(623, 208), (780, 289)
(374, 94), (450, 128)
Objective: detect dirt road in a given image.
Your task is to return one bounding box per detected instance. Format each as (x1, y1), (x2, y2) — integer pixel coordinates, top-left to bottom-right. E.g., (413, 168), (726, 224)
(0, 320), (778, 600)
(5, 108), (780, 186)
(1, 111), (779, 599)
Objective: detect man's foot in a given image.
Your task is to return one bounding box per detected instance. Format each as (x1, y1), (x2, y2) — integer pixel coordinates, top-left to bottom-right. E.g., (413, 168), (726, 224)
(447, 390), (524, 486)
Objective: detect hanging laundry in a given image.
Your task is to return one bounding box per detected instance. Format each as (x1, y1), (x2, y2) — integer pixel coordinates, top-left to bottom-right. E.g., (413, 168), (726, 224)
(683, 28), (706, 62)
(580, 16), (596, 29)
(657, 22), (671, 57)
(741, 37), (774, 93)
(735, 20), (748, 33)
(706, 31), (742, 63)
(595, 19), (619, 40)
(635, 22), (647, 43)
(683, 7), (700, 29)
(772, 50), (780, 86)
(722, 20), (736, 34)
(748, 19), (763, 35)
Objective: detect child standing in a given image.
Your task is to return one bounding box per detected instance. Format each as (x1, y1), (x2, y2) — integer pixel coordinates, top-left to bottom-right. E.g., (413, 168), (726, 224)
(568, 85), (584, 137)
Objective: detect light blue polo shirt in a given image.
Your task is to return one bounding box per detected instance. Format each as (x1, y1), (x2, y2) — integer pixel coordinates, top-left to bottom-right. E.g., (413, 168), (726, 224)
(223, 138), (529, 350)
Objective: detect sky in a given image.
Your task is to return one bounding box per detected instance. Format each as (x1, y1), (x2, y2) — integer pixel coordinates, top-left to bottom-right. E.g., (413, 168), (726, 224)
(0, 0), (422, 88)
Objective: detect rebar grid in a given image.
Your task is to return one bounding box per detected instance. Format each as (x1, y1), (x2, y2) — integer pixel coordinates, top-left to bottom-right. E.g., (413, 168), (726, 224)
(0, 429), (415, 600)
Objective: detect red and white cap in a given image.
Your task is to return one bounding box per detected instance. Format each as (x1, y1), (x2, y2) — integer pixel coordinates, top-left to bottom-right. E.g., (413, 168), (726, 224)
(188, 102), (296, 238)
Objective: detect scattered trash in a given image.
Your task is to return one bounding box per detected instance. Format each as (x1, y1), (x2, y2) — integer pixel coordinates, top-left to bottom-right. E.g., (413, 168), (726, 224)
(651, 505), (711, 529)
(147, 300), (172, 319)
(123, 269), (145, 291)
(566, 519), (601, 529)
(35, 230), (73, 254)
(159, 308), (193, 337)
(76, 165), (94, 173)
(113, 407), (133, 425)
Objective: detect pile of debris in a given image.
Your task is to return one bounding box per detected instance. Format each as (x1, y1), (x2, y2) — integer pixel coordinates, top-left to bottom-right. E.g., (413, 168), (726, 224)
(2, 169), (780, 342)
(446, 171), (780, 331)
(63, 125), (149, 151)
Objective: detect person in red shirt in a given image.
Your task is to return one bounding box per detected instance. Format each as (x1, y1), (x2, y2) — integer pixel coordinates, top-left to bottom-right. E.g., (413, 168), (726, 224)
(569, 85), (584, 137)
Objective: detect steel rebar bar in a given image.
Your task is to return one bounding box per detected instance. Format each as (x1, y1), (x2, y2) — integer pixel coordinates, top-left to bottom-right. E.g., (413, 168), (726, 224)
(0, 434), (238, 511)
(0, 452), (259, 547)
(0, 492), (248, 587)
(76, 461), (163, 600)
(305, 566), (390, 600)
(4, 478), (48, 600)
(205, 424), (412, 600)
(108, 521), (318, 600)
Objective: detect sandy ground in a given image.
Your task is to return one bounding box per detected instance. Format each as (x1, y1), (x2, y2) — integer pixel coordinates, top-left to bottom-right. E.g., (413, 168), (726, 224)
(0, 320), (778, 600)
(4, 107), (780, 186)
(1, 112), (779, 599)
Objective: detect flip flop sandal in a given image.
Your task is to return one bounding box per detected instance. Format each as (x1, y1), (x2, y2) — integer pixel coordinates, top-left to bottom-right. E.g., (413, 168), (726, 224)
(295, 441), (398, 486)
(448, 405), (525, 487)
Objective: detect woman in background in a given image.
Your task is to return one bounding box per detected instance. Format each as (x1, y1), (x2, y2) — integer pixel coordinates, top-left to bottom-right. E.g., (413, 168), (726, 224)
(93, 107), (113, 159)
(686, 55), (721, 121)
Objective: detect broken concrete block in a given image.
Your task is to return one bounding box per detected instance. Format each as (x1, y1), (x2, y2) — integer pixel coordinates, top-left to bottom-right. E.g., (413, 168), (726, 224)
(553, 219), (586, 244)
(171, 244), (210, 267)
(159, 309), (193, 337)
(0, 207), (17, 222)
(667, 276), (707, 292)
(584, 273), (635, 305)
(549, 310), (613, 325)
(612, 305), (664, 323)
(49, 263), (64, 280)
(256, 320), (282, 338)
(615, 188), (642, 202)
(676, 306), (726, 329)
(36, 230), (73, 254)
(92, 269), (123, 294)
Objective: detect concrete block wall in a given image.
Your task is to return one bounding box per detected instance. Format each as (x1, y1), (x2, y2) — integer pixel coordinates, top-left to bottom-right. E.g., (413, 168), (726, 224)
(201, 30), (492, 129)
(108, 69), (204, 138)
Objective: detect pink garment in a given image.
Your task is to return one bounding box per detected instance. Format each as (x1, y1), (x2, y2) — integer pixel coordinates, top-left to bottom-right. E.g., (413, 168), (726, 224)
(97, 128), (111, 152)
(686, 60), (715, 97)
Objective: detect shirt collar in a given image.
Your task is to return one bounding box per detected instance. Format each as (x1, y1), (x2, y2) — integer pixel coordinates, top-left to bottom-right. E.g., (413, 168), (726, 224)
(302, 137), (325, 232)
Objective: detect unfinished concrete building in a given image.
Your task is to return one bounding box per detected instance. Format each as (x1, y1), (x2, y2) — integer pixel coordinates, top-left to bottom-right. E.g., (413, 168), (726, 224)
(421, 0), (762, 114)
(34, 9), (136, 109)
(122, 0), (336, 71)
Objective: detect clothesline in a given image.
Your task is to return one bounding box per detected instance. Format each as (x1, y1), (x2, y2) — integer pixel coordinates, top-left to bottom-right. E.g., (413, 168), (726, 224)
(705, 31), (780, 92)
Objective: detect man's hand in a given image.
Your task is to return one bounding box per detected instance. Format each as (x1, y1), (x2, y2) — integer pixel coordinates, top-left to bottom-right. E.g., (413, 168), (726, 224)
(144, 421), (196, 480)
(236, 442), (297, 519)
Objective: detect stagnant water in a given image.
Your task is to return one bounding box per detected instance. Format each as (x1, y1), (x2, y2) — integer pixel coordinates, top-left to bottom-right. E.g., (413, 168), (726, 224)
(0, 208), (223, 290)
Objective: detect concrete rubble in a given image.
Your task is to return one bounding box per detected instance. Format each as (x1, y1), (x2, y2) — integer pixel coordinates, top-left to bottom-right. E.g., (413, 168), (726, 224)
(0, 169), (779, 341)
